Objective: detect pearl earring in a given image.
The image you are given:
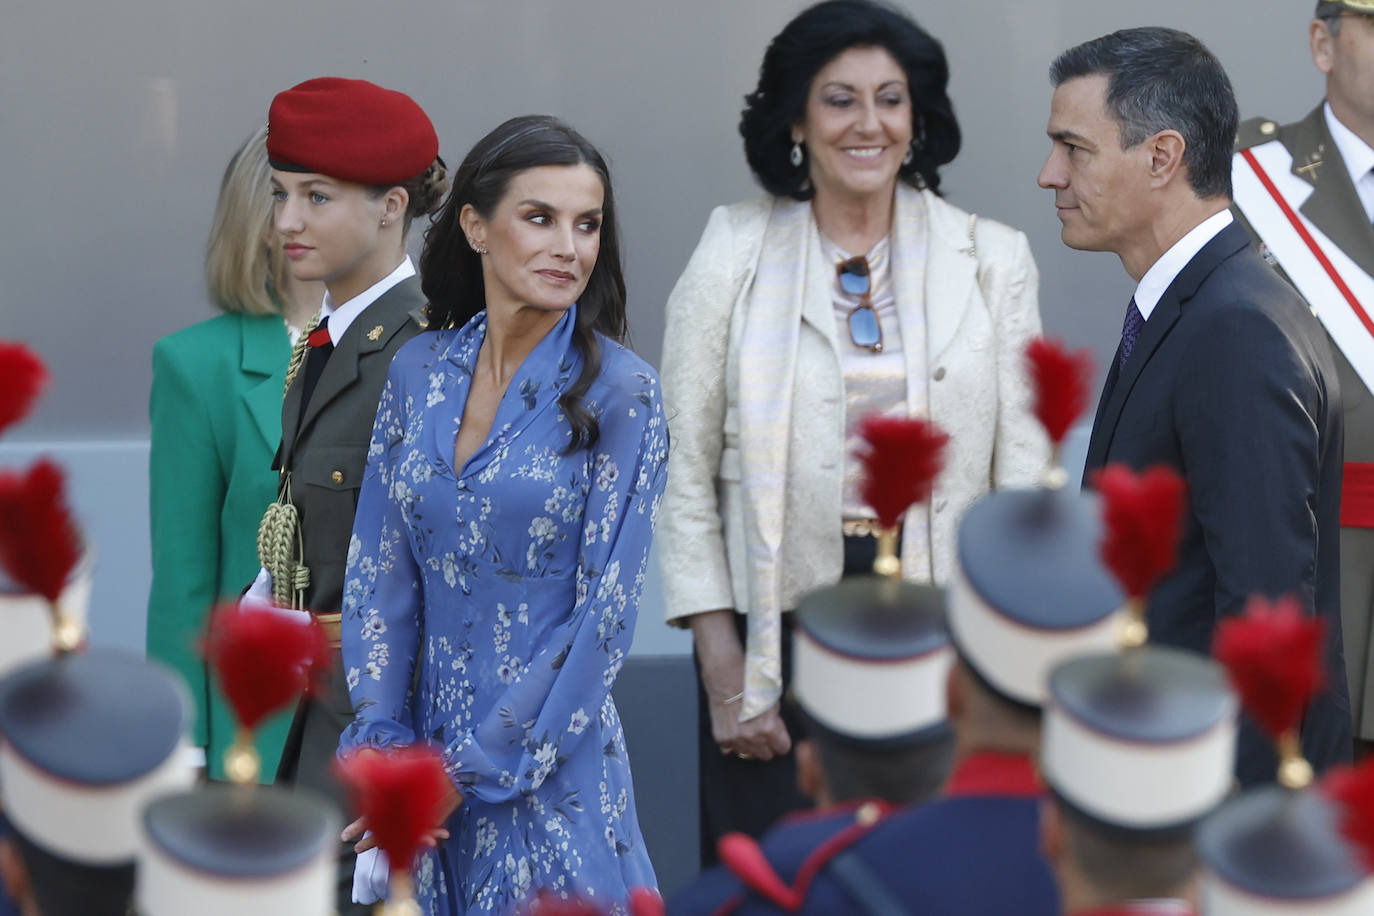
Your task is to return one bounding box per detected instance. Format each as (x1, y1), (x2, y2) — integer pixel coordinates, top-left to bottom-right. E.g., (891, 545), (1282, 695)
(790, 141), (804, 168)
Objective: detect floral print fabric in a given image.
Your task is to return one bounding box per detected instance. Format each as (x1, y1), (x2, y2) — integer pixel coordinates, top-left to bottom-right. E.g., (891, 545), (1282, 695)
(339, 306), (666, 913)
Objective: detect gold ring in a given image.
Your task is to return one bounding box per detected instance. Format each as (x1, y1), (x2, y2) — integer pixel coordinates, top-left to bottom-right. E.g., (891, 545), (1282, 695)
(719, 746), (732, 756)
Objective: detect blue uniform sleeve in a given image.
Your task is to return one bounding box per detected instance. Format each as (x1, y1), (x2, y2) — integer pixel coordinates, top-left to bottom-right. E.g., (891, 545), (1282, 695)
(442, 369), (669, 803)
(339, 363), (424, 753)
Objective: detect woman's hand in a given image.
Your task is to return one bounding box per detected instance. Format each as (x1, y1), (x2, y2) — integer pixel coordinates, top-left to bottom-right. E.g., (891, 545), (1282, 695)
(340, 750), (464, 854)
(691, 610), (792, 762)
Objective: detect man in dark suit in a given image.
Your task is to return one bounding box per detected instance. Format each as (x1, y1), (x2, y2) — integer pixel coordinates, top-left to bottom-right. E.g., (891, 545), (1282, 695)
(1037, 26), (1351, 784)
(1232, 0), (1374, 756)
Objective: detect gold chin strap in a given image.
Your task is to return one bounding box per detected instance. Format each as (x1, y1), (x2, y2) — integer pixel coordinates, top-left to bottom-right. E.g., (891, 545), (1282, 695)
(257, 472), (309, 609)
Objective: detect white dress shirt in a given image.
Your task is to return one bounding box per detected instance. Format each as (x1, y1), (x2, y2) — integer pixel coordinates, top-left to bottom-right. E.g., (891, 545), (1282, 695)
(318, 256), (417, 342)
(1134, 210), (1234, 321)
(1324, 101), (1374, 226)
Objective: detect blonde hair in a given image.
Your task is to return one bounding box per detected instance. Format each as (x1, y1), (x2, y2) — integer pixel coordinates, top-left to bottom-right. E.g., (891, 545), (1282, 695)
(204, 126), (288, 315)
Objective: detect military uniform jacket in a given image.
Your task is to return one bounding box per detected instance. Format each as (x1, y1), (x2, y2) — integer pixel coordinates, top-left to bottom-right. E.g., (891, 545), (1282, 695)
(275, 276), (427, 622)
(668, 753), (1057, 916)
(1234, 105), (1374, 498)
(666, 799), (896, 915)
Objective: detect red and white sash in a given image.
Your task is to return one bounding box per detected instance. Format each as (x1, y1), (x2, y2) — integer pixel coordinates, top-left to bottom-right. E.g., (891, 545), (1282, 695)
(1232, 141), (1374, 395)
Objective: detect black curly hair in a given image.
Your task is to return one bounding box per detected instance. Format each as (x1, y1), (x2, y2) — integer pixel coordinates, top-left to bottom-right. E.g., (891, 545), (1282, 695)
(739, 0), (961, 199)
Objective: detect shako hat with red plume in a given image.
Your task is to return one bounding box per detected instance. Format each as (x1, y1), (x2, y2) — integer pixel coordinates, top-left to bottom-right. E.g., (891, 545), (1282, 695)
(137, 606), (339, 916)
(1195, 596), (1374, 916)
(945, 339), (1123, 709)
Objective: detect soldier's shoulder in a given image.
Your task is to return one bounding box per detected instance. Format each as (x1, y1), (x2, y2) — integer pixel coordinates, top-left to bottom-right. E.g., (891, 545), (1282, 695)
(1235, 116), (1283, 152)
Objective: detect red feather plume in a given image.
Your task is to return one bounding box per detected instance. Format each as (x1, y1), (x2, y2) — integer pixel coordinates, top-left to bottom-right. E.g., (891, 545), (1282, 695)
(206, 604), (330, 731)
(336, 745), (452, 872)
(0, 459), (81, 602)
(1094, 463), (1186, 600)
(1213, 595), (1326, 741)
(1026, 337), (1093, 447)
(523, 888), (661, 916)
(0, 342), (50, 437)
(1322, 759), (1374, 872)
(856, 415), (949, 530)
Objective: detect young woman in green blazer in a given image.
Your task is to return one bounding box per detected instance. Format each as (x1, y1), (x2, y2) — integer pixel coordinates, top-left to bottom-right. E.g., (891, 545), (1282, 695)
(146, 126), (321, 781)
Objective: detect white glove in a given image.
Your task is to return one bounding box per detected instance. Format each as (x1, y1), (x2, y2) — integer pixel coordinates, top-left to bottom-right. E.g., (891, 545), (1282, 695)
(240, 568), (276, 611)
(352, 841), (391, 904)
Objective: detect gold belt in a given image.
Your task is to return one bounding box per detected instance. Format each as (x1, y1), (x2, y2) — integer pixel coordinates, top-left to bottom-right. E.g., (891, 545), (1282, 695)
(311, 611), (342, 648)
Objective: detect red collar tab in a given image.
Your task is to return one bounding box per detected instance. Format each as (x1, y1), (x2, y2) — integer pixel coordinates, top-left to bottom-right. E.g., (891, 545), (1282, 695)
(944, 751), (1043, 798)
(307, 326), (333, 348)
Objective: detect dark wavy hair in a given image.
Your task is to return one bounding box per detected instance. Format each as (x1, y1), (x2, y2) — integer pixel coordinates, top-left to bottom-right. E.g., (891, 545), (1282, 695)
(739, 0), (961, 199)
(420, 115), (628, 452)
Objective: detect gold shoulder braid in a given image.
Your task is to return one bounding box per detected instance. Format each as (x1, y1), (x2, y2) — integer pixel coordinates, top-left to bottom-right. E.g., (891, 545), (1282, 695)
(282, 311), (320, 397)
(256, 310), (321, 610)
(257, 472), (310, 609)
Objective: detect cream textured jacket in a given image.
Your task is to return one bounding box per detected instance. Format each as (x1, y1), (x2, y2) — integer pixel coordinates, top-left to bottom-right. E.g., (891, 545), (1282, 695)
(658, 188), (1048, 717)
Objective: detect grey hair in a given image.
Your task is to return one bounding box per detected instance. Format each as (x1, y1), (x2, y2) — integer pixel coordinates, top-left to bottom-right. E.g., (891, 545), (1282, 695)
(1049, 27), (1238, 200)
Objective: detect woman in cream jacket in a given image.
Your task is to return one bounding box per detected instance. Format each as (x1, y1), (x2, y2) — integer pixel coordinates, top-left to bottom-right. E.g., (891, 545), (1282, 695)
(657, 0), (1048, 861)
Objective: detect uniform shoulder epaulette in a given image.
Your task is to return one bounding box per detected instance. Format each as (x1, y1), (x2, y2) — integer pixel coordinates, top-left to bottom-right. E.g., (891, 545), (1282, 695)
(1235, 116), (1281, 152)
(718, 802), (890, 912)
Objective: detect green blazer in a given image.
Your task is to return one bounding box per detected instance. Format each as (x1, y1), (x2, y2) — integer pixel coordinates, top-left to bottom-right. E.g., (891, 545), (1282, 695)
(147, 311), (294, 781)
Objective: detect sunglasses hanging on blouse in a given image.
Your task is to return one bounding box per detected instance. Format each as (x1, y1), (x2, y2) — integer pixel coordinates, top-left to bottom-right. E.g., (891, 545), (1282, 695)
(837, 255), (883, 353)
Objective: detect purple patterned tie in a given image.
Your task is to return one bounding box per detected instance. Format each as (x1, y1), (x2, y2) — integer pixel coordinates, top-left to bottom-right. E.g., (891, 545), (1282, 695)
(1119, 297), (1145, 371)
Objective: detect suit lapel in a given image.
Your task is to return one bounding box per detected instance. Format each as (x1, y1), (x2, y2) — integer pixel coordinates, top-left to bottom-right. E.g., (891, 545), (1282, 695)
(799, 217), (841, 356)
(238, 315), (290, 454)
(918, 189), (977, 363)
(1292, 105), (1374, 279)
(1084, 223), (1250, 473)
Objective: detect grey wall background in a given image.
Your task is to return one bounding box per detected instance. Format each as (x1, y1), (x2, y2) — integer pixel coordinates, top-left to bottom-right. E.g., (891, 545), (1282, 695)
(1, 0), (1328, 441)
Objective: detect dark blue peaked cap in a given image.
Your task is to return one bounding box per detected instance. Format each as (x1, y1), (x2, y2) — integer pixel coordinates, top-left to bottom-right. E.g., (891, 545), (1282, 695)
(143, 785), (338, 878)
(958, 487), (1122, 629)
(1197, 786), (1372, 910)
(793, 578), (952, 746)
(1042, 648), (1237, 833)
(0, 649), (191, 866)
(949, 486), (1125, 708)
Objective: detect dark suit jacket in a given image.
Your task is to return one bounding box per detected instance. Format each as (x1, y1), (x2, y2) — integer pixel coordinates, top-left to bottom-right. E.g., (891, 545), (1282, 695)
(1082, 220), (1350, 785)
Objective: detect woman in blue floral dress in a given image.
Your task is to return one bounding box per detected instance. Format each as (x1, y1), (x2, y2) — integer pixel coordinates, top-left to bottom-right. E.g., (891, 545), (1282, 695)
(338, 116), (666, 914)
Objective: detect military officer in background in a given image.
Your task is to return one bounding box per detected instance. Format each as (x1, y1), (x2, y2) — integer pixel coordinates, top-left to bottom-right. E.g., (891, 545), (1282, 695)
(1232, 0), (1374, 753)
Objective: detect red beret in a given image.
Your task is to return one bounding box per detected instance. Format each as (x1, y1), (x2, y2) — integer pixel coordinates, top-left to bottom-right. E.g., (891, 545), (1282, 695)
(267, 77), (438, 186)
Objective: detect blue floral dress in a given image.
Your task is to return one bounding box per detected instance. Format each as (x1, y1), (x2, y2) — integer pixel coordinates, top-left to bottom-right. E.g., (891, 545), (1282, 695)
(339, 306), (666, 914)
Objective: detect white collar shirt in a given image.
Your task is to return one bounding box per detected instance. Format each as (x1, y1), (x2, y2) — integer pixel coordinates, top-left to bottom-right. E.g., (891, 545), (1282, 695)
(318, 256), (417, 344)
(1133, 210), (1234, 321)
(1323, 101), (1374, 225)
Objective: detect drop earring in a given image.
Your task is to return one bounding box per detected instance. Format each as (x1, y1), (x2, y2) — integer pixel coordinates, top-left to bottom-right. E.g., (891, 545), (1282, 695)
(790, 141), (804, 168)
(903, 145), (914, 166)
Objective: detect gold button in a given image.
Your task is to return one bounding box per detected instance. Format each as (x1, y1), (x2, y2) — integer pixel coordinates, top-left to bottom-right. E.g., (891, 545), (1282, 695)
(856, 801), (882, 826)
(331, 470), (344, 484)
(1260, 121), (1276, 136)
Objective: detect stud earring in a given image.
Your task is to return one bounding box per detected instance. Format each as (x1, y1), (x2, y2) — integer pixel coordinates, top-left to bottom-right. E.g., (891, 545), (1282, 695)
(790, 141), (804, 168)
(380, 219), (389, 228)
(470, 241), (488, 255)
